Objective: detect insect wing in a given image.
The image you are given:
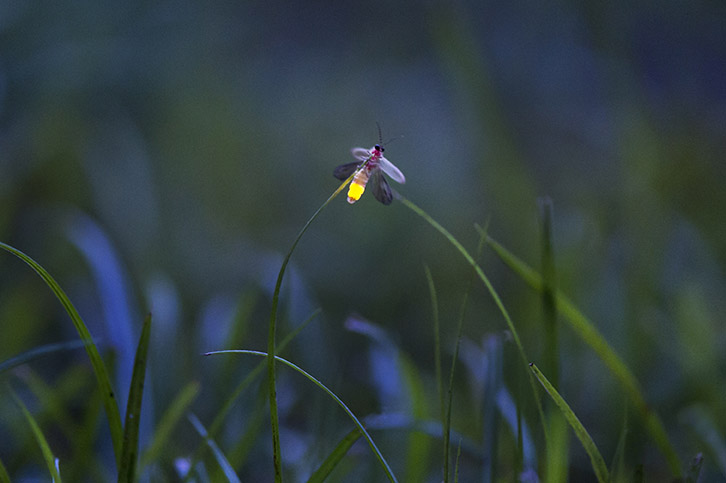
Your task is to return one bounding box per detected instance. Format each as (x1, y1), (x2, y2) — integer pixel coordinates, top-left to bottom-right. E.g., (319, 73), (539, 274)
(333, 161), (361, 180)
(371, 169), (393, 205)
(378, 156), (406, 184)
(350, 147), (372, 162)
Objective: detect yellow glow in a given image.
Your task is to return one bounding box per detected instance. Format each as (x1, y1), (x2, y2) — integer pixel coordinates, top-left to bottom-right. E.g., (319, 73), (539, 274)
(347, 182), (365, 202)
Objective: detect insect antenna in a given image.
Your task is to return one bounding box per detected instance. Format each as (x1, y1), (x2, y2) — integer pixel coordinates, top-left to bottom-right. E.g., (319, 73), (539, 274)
(375, 121), (402, 148)
(383, 134), (402, 146)
(375, 121), (383, 146)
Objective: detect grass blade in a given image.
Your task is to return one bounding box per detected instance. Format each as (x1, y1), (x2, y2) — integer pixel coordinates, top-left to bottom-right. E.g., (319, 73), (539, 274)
(609, 404), (628, 483)
(188, 413), (241, 483)
(538, 198), (558, 387)
(398, 197), (548, 447)
(306, 428), (362, 483)
(446, 228), (486, 483)
(0, 339), (98, 374)
(529, 363), (609, 483)
(205, 349), (398, 483)
(0, 457), (9, 483)
(140, 381), (201, 470)
(423, 266), (447, 480)
(11, 389), (63, 482)
(182, 309), (320, 483)
(117, 313), (152, 483)
(398, 355), (432, 483)
(484, 234), (682, 476)
(0, 242), (123, 463)
(266, 170), (360, 482)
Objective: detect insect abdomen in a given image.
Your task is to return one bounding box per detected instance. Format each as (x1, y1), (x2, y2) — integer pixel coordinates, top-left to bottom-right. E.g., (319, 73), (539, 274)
(347, 169), (369, 204)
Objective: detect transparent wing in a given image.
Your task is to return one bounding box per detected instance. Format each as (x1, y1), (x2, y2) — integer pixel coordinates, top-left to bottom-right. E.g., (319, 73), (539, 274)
(378, 156), (405, 184)
(333, 161), (361, 180)
(351, 147), (371, 161)
(371, 170), (393, 205)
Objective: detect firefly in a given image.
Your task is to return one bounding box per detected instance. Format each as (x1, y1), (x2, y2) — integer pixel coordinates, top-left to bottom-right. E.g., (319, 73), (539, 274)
(333, 143), (406, 205)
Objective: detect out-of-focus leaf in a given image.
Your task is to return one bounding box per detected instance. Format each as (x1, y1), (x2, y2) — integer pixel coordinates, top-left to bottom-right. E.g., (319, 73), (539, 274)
(11, 389), (62, 482)
(307, 428), (362, 483)
(0, 339), (97, 374)
(188, 413), (241, 483)
(0, 242), (123, 463)
(140, 381), (201, 470)
(485, 234), (682, 477)
(205, 349), (398, 483)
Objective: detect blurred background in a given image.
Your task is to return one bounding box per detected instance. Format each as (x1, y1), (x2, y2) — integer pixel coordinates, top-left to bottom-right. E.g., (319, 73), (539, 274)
(1, 0), (725, 481)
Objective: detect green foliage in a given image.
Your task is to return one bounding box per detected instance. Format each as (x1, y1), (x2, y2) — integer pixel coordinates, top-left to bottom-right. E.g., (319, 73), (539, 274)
(0, 242), (124, 464)
(118, 313), (153, 483)
(2, 4), (724, 476)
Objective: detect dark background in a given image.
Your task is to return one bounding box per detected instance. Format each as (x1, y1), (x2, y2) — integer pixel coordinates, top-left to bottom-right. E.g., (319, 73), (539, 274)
(1, 1), (725, 480)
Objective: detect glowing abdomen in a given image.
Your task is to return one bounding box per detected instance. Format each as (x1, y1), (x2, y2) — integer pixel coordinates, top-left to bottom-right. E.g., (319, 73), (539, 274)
(347, 169), (369, 204)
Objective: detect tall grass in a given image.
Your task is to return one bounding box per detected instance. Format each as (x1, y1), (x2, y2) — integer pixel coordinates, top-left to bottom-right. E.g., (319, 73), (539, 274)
(0, 179), (698, 481)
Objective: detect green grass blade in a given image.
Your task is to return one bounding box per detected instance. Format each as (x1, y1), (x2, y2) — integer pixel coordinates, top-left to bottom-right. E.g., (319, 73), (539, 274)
(0, 339), (98, 374)
(609, 403), (628, 483)
(529, 363), (609, 483)
(117, 313), (152, 483)
(188, 413), (241, 483)
(0, 457), (9, 483)
(182, 309), (320, 483)
(399, 355), (432, 483)
(212, 308), (321, 439)
(538, 198), (558, 387)
(0, 242), (123, 463)
(445, 229), (486, 483)
(140, 381), (201, 470)
(454, 438), (462, 483)
(399, 197), (548, 447)
(11, 389), (62, 483)
(266, 172), (358, 482)
(423, 265), (447, 480)
(484, 235), (682, 476)
(306, 428), (362, 483)
(205, 349), (398, 483)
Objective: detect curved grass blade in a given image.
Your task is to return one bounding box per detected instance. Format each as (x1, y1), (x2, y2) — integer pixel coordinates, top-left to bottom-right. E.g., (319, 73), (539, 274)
(0, 458), (9, 483)
(307, 428), (362, 483)
(0, 242), (123, 463)
(140, 381), (201, 470)
(205, 349), (398, 483)
(11, 389), (63, 483)
(182, 309), (320, 483)
(188, 413), (241, 483)
(118, 313), (152, 483)
(398, 197), (548, 446)
(0, 339), (99, 374)
(529, 363), (609, 483)
(266, 170), (362, 482)
(484, 234), (682, 477)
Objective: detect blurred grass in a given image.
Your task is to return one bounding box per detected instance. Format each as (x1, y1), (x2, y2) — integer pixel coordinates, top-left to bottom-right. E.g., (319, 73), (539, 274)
(1, 0), (725, 480)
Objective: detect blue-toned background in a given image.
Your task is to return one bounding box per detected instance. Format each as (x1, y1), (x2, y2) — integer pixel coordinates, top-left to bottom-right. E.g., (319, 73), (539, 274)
(1, 1), (725, 480)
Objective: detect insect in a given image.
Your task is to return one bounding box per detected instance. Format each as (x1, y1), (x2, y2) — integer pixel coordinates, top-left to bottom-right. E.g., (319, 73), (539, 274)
(333, 133), (406, 205)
